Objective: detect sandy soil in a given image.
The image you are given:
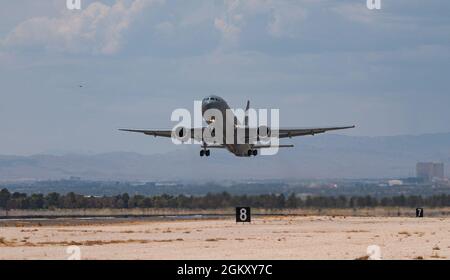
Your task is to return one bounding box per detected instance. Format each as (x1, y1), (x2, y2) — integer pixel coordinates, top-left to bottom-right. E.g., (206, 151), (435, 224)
(1, 216), (449, 260)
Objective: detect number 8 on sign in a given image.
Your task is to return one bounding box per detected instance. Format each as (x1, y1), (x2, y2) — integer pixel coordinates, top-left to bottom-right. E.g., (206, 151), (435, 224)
(236, 207), (251, 223)
(240, 208), (247, 221)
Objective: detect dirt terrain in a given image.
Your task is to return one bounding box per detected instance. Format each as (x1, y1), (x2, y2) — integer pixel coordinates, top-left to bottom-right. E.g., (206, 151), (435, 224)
(1, 216), (449, 260)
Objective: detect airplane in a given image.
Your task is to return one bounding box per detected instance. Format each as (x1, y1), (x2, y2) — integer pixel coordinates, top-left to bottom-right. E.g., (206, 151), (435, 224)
(120, 95), (355, 157)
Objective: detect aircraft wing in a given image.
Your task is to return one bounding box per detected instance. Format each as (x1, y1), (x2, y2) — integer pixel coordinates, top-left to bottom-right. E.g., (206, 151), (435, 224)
(119, 128), (205, 142)
(119, 129), (172, 137)
(120, 125), (355, 141)
(278, 125), (355, 138)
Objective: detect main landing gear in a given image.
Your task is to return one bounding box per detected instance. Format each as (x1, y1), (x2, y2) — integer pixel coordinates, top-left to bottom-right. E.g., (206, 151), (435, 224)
(247, 149), (258, 157)
(200, 149), (210, 157)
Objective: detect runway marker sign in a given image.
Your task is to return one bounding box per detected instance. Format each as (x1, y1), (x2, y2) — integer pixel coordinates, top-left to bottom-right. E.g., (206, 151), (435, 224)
(236, 207), (251, 223)
(416, 208), (424, 217)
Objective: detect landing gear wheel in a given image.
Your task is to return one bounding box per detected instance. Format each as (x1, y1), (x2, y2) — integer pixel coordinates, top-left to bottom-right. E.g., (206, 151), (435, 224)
(252, 149), (258, 156)
(205, 150), (210, 157)
(200, 150), (205, 157)
(247, 150), (253, 157)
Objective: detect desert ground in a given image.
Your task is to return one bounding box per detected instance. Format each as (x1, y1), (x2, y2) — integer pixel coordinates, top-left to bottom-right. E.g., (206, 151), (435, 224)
(1, 216), (449, 260)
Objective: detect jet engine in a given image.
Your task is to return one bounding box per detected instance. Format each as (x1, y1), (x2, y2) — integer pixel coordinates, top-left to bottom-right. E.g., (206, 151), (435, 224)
(257, 125), (271, 139)
(173, 126), (190, 142)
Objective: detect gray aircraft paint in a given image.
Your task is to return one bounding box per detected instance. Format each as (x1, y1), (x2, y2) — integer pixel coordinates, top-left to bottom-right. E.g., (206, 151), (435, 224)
(120, 95), (355, 157)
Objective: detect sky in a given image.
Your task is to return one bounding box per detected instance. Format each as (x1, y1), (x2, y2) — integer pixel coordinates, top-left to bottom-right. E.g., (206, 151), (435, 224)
(0, 0), (449, 156)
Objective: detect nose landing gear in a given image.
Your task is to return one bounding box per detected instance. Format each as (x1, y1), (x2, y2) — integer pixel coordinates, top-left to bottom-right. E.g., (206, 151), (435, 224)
(200, 149), (211, 157)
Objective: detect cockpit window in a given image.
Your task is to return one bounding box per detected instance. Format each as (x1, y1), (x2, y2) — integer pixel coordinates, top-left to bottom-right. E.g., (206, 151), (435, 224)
(204, 97), (219, 102)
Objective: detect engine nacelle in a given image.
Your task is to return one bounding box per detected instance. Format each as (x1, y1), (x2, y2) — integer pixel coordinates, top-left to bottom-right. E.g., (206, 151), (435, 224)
(257, 125), (271, 139)
(172, 126), (190, 142)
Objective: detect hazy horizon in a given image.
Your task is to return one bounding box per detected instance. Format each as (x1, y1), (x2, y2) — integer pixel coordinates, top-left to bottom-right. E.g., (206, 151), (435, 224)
(0, 131), (450, 157)
(1, 132), (449, 181)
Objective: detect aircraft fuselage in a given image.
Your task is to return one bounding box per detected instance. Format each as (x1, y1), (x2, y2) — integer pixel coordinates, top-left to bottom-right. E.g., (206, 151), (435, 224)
(201, 95), (254, 157)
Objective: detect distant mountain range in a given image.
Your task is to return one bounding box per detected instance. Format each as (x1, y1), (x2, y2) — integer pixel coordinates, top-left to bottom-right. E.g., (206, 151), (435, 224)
(1, 133), (449, 181)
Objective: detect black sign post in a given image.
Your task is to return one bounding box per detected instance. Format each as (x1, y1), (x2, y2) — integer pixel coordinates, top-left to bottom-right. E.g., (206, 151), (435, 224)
(236, 207), (251, 223)
(416, 208), (424, 217)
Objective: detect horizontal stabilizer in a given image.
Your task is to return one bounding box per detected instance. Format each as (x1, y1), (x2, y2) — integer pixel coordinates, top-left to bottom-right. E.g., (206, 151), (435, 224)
(253, 144), (294, 149)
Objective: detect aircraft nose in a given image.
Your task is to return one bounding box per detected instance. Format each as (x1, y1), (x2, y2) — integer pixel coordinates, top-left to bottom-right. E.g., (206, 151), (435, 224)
(202, 99), (216, 114)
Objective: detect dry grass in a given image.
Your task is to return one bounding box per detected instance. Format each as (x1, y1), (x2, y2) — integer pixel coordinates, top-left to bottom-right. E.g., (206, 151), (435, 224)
(0, 238), (186, 247)
(20, 229), (38, 233)
(205, 238), (227, 242)
(205, 238), (219, 242)
(0, 237), (17, 247)
(430, 253), (445, 259)
(154, 239), (184, 243)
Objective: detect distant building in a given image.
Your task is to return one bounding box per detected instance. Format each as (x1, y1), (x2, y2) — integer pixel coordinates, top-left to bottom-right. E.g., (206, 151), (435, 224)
(433, 163), (445, 179)
(388, 180), (403, 187)
(416, 162), (445, 181)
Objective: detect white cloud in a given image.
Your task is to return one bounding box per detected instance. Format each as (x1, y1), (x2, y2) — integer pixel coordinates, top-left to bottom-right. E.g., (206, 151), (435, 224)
(2, 0), (163, 55)
(213, 0), (308, 46)
(214, 18), (241, 46)
(213, 0), (244, 47)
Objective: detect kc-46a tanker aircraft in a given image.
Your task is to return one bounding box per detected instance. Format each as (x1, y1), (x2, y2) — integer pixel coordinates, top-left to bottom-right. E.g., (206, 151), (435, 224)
(120, 95), (355, 157)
